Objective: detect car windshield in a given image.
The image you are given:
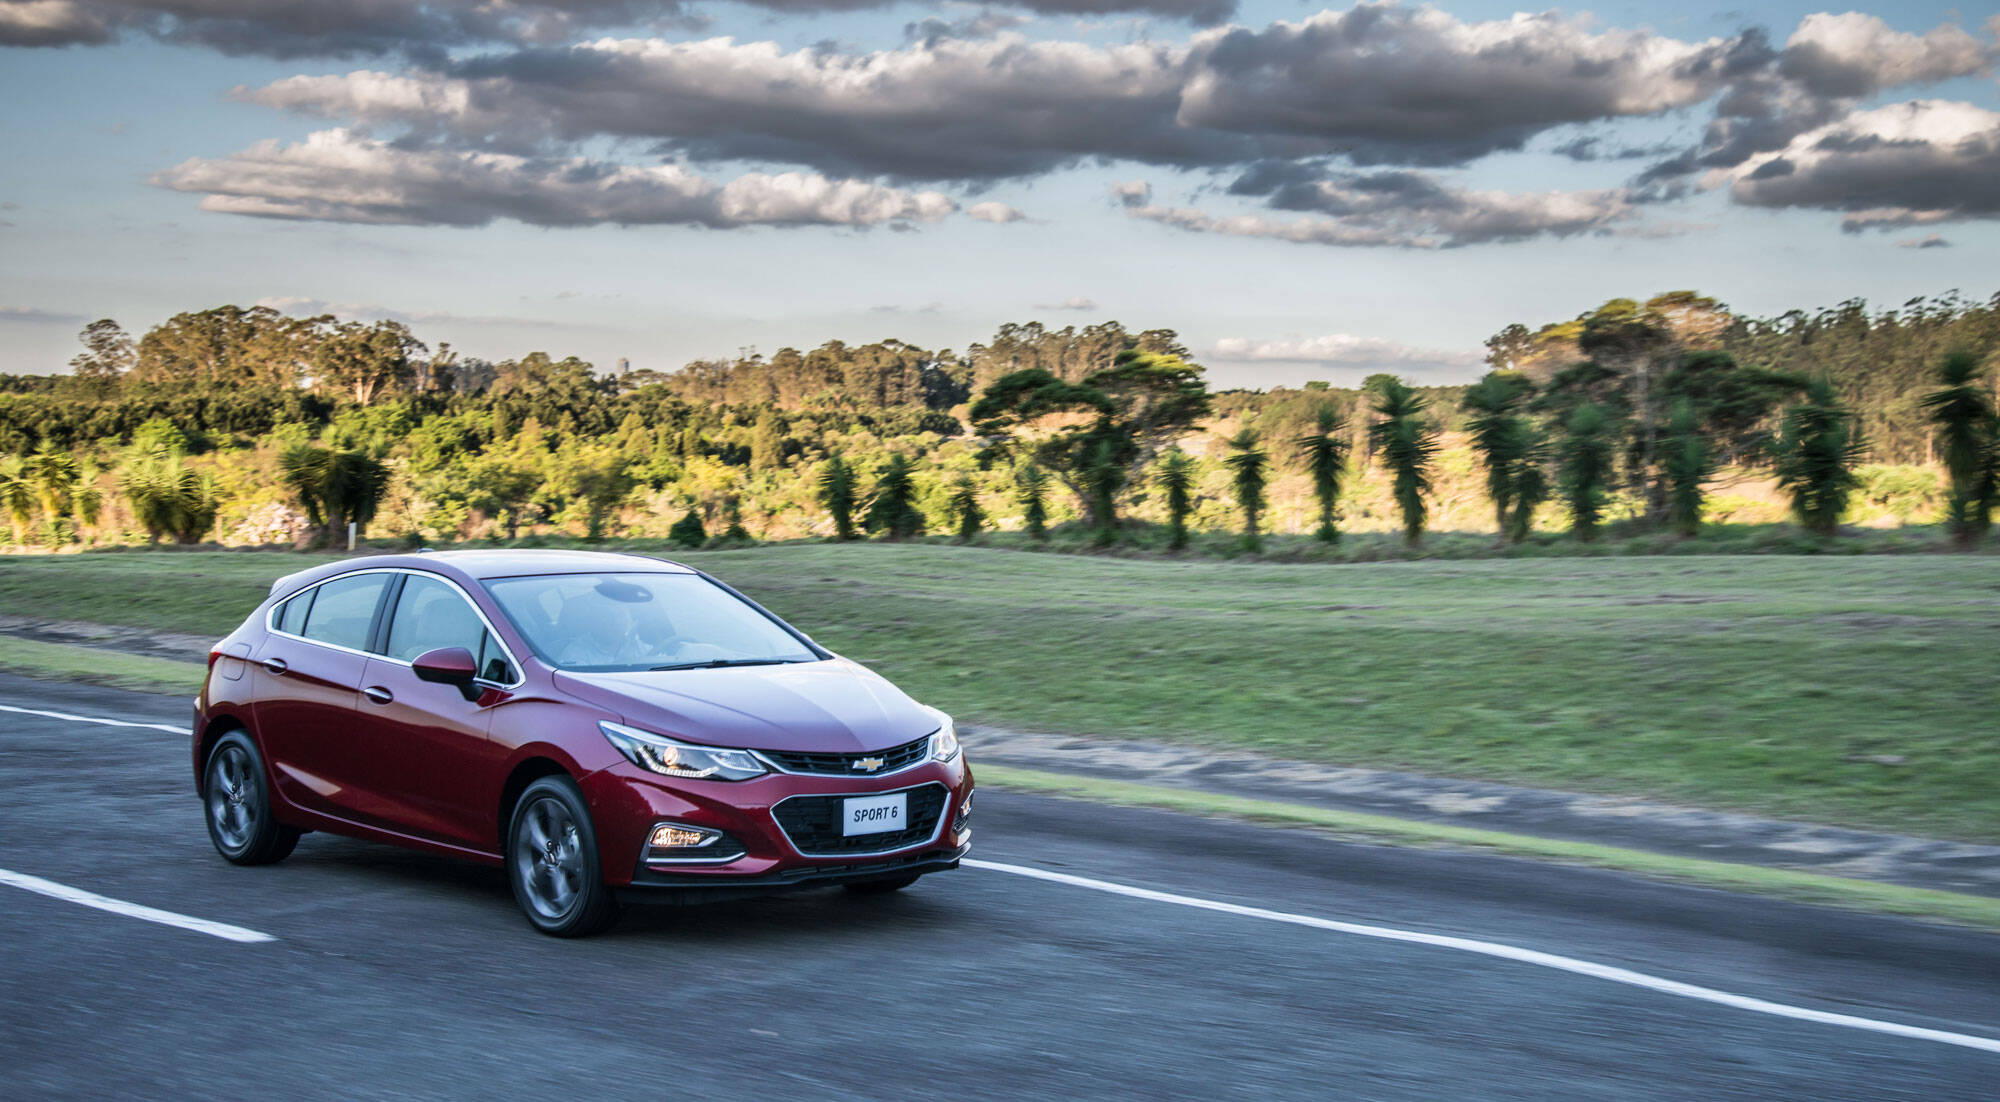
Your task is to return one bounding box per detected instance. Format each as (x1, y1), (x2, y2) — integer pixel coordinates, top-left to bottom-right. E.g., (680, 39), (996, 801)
(482, 572), (821, 673)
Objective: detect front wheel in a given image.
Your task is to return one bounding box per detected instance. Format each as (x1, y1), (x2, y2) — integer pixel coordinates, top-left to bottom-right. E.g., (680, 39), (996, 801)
(507, 777), (619, 937)
(204, 732), (300, 865)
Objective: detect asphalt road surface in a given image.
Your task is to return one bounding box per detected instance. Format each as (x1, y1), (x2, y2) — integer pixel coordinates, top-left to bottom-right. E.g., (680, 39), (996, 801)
(5, 671), (2000, 1100)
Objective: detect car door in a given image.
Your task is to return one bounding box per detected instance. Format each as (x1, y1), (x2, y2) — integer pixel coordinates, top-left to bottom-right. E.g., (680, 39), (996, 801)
(352, 572), (517, 851)
(253, 571), (394, 824)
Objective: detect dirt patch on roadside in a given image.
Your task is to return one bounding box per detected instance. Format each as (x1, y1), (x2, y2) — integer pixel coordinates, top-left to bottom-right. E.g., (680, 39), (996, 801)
(0, 615), (208, 664)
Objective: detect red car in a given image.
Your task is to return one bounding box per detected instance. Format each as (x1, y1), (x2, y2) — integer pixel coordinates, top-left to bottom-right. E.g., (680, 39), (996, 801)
(194, 549), (973, 936)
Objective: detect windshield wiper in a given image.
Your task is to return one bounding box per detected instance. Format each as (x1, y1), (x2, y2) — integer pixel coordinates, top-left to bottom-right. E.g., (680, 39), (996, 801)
(647, 658), (806, 671)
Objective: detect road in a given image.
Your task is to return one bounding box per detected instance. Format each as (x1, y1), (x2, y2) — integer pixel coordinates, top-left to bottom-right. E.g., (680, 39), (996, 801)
(4, 671), (1999, 1100)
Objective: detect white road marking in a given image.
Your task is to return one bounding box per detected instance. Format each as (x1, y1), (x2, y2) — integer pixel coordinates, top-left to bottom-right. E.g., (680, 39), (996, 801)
(0, 868), (275, 944)
(0, 701), (183, 735)
(966, 858), (2000, 1057)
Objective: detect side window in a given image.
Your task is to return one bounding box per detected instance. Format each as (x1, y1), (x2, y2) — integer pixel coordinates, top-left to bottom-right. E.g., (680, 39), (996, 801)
(385, 575), (489, 663)
(275, 590), (313, 636)
(476, 631), (517, 684)
(300, 573), (391, 652)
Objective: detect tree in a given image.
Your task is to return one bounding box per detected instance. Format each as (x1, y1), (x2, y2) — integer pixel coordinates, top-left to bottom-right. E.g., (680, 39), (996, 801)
(1367, 379), (1438, 546)
(750, 411), (786, 471)
(668, 509), (707, 548)
(312, 320), (422, 406)
(1921, 350), (1999, 547)
(1773, 379), (1865, 537)
(1559, 403), (1617, 541)
(970, 348), (1210, 531)
(1293, 407), (1348, 543)
(462, 453), (537, 538)
(1154, 449), (1195, 551)
(1223, 429), (1268, 550)
(1460, 371), (1536, 539)
(278, 445), (390, 545)
(863, 453), (924, 539)
(817, 456), (859, 540)
(1504, 423), (1550, 543)
(1663, 398), (1709, 538)
(0, 457), (33, 544)
(133, 305), (322, 389)
(26, 448), (77, 531)
(70, 319), (134, 382)
(118, 455), (221, 544)
(948, 474), (984, 541)
(1017, 462), (1049, 541)
(558, 444), (635, 541)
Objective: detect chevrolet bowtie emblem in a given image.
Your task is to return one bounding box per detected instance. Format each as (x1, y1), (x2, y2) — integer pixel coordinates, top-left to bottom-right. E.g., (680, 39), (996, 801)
(853, 756), (886, 773)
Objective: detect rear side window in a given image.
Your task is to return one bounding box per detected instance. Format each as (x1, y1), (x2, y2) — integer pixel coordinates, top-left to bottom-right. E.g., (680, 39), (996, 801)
(275, 591), (313, 636)
(300, 573), (390, 652)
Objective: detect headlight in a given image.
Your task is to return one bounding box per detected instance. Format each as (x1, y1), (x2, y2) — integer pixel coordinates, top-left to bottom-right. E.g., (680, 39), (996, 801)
(929, 713), (961, 762)
(599, 721), (766, 781)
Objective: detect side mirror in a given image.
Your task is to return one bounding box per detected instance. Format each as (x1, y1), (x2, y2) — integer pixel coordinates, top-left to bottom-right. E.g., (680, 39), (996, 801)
(412, 646), (481, 701)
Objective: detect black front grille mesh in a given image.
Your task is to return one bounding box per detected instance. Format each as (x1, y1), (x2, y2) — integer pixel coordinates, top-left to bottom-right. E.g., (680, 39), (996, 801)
(761, 734), (933, 776)
(772, 784), (947, 855)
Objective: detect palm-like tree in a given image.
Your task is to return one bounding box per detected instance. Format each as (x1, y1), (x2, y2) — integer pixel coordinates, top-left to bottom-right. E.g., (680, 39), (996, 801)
(1016, 463), (1050, 541)
(1155, 448), (1196, 551)
(0, 456), (34, 544)
(1460, 372), (1535, 538)
(1367, 379), (1438, 546)
(863, 453), (924, 539)
(1559, 403), (1616, 541)
(27, 448), (77, 530)
(817, 455), (858, 540)
(1920, 350), (1999, 547)
(1663, 398), (1709, 538)
(1293, 407), (1348, 543)
(949, 474), (984, 541)
(1774, 379), (1865, 537)
(1223, 429), (1268, 550)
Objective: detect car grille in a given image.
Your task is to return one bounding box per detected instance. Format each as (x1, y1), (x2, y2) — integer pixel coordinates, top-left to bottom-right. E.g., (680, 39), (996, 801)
(760, 733), (933, 776)
(772, 783), (948, 856)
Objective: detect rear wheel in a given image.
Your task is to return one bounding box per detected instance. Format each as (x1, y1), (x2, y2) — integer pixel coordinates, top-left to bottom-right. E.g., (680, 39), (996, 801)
(844, 873), (921, 895)
(204, 732), (300, 865)
(507, 776), (619, 937)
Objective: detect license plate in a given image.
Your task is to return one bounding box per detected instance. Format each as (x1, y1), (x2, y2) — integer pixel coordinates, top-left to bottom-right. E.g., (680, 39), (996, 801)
(841, 792), (907, 837)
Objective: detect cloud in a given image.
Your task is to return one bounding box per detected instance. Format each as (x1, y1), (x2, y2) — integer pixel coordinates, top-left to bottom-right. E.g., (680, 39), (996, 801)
(0, 305), (86, 324)
(1111, 181), (1152, 208)
(237, 7), (1765, 182)
(1210, 333), (1482, 368)
(1896, 234), (1951, 249)
(1035, 296), (1097, 311)
(1137, 169), (1638, 248)
(153, 128), (960, 229)
(967, 201), (1027, 223)
(1, 0), (1223, 56)
(1724, 100), (2000, 232)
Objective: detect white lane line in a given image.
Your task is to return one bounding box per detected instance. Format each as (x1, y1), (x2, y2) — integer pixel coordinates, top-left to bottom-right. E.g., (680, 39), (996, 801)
(0, 867), (275, 944)
(966, 858), (2000, 1056)
(0, 701), (183, 735)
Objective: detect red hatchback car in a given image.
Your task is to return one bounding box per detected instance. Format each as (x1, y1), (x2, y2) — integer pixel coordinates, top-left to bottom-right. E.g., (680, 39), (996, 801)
(194, 549), (973, 936)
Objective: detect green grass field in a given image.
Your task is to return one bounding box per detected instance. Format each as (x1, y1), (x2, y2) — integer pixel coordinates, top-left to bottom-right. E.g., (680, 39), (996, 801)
(2, 544), (1996, 841)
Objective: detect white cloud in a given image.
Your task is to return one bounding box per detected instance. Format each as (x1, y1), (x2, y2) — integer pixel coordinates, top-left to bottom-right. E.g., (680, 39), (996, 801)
(1034, 296), (1098, 311)
(1210, 334), (1482, 368)
(968, 201), (1027, 223)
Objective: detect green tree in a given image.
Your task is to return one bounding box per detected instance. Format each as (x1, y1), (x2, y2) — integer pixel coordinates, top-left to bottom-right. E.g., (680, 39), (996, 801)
(948, 474), (984, 541)
(1293, 407), (1348, 542)
(559, 444), (636, 541)
(118, 455), (221, 544)
(278, 445), (391, 545)
(1504, 423), (1550, 543)
(1774, 379), (1866, 537)
(668, 509), (707, 548)
(863, 453), (924, 539)
(1155, 448), (1196, 551)
(970, 348), (1210, 530)
(1559, 403), (1617, 541)
(0, 457), (34, 544)
(1663, 398), (1709, 538)
(1461, 371), (1537, 539)
(1017, 462), (1049, 541)
(313, 320), (422, 406)
(461, 453), (537, 538)
(1223, 429), (1268, 550)
(750, 411), (786, 471)
(1367, 379), (1438, 546)
(70, 318), (134, 386)
(133, 304), (322, 389)
(26, 448), (77, 537)
(1921, 350), (2000, 547)
(818, 455), (859, 540)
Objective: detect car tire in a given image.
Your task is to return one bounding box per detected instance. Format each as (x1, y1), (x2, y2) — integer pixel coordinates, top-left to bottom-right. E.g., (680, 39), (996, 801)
(844, 873), (921, 895)
(507, 776), (620, 938)
(203, 732), (301, 866)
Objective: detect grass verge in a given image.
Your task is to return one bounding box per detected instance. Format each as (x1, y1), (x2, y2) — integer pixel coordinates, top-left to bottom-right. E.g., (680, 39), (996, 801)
(0, 636), (203, 696)
(975, 764), (2000, 931)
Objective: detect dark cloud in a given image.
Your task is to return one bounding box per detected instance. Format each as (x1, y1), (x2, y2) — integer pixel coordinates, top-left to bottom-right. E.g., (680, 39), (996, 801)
(1897, 234), (1951, 249)
(152, 128), (961, 228)
(1727, 101), (2000, 232)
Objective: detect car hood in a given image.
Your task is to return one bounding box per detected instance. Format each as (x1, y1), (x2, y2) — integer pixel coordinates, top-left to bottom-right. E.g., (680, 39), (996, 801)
(552, 658), (938, 753)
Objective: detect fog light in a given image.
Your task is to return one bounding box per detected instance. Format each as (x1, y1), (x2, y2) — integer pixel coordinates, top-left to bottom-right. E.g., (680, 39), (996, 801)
(650, 824), (718, 849)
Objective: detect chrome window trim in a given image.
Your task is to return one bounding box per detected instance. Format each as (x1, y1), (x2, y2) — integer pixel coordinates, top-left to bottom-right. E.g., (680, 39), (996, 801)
(768, 781), (952, 861)
(265, 567), (527, 691)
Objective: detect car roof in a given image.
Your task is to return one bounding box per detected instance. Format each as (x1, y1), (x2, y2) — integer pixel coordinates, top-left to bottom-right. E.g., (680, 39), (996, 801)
(267, 549), (695, 597)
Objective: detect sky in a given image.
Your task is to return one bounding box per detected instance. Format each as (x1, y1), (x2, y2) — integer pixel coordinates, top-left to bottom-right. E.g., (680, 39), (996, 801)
(0, 1), (1996, 390)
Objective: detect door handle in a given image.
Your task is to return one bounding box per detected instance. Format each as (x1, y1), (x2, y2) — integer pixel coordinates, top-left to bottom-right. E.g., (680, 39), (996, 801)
(262, 658), (289, 676)
(362, 686), (394, 705)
